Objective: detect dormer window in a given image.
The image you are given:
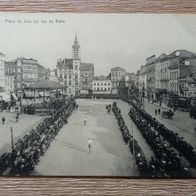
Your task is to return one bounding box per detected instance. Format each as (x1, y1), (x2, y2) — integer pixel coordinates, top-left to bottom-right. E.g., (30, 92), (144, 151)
(185, 60), (190, 65)
(176, 51), (180, 56)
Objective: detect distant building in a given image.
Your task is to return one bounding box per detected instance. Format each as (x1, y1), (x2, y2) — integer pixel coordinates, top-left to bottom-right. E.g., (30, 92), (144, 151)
(56, 34), (93, 96)
(155, 50), (196, 96)
(80, 63), (94, 94)
(0, 52), (5, 90)
(92, 76), (112, 94)
(111, 67), (126, 94)
(48, 69), (58, 83)
(138, 65), (147, 94)
(5, 57), (42, 94)
(38, 64), (48, 81)
(145, 55), (156, 100)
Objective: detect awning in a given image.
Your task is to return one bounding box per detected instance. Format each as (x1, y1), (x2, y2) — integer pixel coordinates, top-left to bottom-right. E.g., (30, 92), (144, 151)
(11, 93), (18, 100)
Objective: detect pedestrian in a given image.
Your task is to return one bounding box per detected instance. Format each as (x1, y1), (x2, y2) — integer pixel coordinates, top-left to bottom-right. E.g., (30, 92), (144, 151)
(16, 113), (19, 122)
(84, 118), (87, 126)
(88, 139), (92, 153)
(2, 116), (5, 125)
(155, 109), (157, 115)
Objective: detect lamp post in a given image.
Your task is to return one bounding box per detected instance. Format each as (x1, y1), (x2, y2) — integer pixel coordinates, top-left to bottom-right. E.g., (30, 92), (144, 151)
(10, 126), (14, 151)
(131, 121), (135, 176)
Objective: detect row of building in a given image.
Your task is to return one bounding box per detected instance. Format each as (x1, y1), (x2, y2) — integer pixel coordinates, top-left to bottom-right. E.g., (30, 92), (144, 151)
(135, 50), (196, 100)
(1, 34), (195, 101)
(0, 34), (132, 101)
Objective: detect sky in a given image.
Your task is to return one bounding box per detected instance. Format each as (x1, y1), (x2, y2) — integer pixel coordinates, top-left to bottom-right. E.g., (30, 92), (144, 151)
(0, 13), (196, 75)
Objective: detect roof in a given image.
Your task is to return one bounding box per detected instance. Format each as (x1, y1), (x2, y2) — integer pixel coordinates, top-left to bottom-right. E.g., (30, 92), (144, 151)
(93, 75), (111, 81)
(24, 79), (65, 89)
(80, 62), (94, 70)
(57, 59), (73, 70)
(155, 50), (196, 63)
(111, 67), (125, 71)
(6, 57), (38, 65)
(0, 52), (5, 56)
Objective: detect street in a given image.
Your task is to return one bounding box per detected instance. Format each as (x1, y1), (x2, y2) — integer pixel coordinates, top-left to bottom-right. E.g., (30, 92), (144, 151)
(0, 112), (44, 156)
(144, 100), (196, 149)
(34, 99), (136, 176)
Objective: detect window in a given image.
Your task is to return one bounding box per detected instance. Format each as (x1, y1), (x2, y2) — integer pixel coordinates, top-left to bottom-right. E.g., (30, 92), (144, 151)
(97, 88), (99, 91)
(105, 83), (106, 86)
(94, 83), (96, 85)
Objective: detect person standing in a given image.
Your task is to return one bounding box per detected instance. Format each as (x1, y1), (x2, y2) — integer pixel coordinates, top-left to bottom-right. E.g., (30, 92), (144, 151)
(88, 139), (92, 153)
(84, 118), (87, 126)
(2, 116), (5, 125)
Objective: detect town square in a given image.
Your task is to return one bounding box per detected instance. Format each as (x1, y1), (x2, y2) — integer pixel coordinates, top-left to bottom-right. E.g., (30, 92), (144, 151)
(0, 13), (195, 177)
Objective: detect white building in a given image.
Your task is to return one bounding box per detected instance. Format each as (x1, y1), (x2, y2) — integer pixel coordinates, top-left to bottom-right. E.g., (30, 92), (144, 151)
(92, 76), (112, 94)
(138, 65), (147, 92)
(56, 34), (81, 96)
(0, 52), (5, 89)
(48, 69), (58, 83)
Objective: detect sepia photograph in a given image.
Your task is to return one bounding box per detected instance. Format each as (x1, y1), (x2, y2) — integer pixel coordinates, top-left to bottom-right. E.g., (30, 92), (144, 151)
(0, 13), (195, 177)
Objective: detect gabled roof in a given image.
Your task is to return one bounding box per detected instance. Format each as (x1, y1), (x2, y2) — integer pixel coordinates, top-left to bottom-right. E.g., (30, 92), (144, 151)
(57, 59), (73, 70)
(93, 75), (111, 81)
(24, 79), (65, 89)
(80, 62), (94, 70)
(111, 67), (125, 71)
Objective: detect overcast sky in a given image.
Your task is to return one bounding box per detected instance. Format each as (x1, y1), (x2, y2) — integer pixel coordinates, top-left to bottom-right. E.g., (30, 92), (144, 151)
(0, 13), (196, 75)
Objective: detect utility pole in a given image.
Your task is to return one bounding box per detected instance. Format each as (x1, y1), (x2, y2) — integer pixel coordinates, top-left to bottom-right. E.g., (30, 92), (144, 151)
(10, 126), (14, 152)
(132, 121), (135, 176)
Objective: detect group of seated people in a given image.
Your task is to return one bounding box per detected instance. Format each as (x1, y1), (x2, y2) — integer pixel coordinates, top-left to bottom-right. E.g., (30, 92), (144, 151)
(127, 98), (196, 168)
(128, 102), (191, 177)
(0, 96), (76, 176)
(111, 102), (148, 176)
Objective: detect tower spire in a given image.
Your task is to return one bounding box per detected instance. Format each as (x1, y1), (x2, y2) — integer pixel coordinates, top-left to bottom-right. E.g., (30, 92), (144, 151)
(72, 32), (80, 59)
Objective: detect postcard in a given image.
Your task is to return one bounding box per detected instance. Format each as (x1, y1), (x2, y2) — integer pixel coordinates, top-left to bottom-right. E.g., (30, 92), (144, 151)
(0, 13), (195, 177)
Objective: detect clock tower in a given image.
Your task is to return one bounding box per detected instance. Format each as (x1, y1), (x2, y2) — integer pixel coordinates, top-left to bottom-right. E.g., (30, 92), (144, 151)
(72, 33), (80, 95)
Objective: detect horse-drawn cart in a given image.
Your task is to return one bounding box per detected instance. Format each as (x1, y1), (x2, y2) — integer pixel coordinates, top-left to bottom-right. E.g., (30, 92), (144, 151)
(162, 109), (174, 119)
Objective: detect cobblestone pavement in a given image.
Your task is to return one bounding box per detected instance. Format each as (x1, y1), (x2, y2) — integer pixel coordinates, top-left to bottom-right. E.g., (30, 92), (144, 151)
(144, 100), (196, 150)
(0, 111), (44, 155)
(34, 99), (136, 176)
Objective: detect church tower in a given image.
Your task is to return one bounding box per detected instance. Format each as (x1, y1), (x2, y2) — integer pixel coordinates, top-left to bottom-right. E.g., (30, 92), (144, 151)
(72, 33), (80, 95)
(72, 33), (80, 60)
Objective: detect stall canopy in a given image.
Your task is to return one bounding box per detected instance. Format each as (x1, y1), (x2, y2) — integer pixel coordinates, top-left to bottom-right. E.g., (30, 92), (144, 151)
(24, 79), (66, 90)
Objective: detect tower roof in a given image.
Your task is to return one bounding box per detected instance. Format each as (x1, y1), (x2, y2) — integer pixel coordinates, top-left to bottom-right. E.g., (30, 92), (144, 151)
(72, 33), (80, 50)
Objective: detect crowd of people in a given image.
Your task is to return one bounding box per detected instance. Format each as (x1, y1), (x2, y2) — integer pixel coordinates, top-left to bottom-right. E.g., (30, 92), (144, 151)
(0, 96), (76, 176)
(111, 102), (149, 176)
(127, 98), (196, 168)
(127, 99), (192, 177)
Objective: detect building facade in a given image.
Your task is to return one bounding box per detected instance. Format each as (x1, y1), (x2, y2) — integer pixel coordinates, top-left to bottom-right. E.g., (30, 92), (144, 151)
(92, 76), (112, 94)
(111, 67), (126, 94)
(57, 34), (94, 96)
(5, 58), (42, 94)
(145, 55), (156, 100)
(0, 52), (5, 90)
(80, 63), (94, 94)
